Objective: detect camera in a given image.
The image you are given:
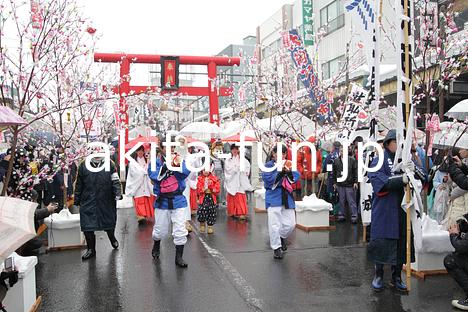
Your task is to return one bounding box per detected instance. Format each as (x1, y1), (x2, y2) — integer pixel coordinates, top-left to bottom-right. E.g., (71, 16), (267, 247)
(0, 258), (19, 303)
(457, 217), (468, 234)
(3, 258), (13, 272)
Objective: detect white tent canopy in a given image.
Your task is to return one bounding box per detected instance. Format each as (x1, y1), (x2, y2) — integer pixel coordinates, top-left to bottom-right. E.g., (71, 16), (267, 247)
(221, 112), (315, 139)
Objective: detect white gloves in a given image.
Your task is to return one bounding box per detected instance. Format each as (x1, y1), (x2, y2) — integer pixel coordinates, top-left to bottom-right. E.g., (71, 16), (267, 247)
(402, 173), (409, 185)
(402, 161), (415, 172)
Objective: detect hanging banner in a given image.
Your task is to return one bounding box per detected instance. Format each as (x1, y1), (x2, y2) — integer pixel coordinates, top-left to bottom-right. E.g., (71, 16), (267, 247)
(337, 84), (370, 140)
(283, 29), (333, 122)
(30, 0), (43, 60)
(79, 82), (99, 105)
(360, 178), (373, 225)
(302, 0), (314, 46)
(30, 0), (43, 30)
(345, 0), (380, 137)
(160, 56), (180, 90)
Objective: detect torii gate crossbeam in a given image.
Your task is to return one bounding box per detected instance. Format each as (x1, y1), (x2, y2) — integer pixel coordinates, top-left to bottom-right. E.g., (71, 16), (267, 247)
(94, 52), (241, 145)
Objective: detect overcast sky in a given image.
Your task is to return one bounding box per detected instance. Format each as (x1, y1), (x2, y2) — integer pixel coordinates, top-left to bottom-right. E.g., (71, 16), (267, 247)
(83, 0), (291, 56)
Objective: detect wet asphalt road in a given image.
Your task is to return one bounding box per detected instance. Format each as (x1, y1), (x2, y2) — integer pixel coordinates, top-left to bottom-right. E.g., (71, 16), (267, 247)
(36, 204), (464, 312)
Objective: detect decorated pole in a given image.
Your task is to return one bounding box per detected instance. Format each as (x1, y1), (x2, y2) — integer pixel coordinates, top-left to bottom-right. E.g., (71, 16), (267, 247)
(403, 0), (413, 291)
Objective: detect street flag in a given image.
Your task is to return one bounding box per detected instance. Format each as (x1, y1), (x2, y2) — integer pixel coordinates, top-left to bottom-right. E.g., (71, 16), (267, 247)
(394, 0), (422, 253)
(345, 0), (381, 139)
(283, 30), (333, 122)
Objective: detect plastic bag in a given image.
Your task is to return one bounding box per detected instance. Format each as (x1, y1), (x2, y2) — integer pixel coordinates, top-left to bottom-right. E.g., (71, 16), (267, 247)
(432, 185), (450, 224)
(427, 188), (435, 212)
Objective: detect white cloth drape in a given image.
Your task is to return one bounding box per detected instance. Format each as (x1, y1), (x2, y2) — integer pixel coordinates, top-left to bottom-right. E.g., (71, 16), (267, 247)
(125, 157), (153, 197)
(224, 155), (252, 195)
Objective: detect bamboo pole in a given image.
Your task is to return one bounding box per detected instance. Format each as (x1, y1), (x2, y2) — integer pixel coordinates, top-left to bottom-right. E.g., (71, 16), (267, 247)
(363, 225), (367, 243)
(403, 0), (412, 292)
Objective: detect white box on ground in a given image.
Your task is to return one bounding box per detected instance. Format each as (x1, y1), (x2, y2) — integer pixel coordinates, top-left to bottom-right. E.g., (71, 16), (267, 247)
(412, 214), (454, 272)
(413, 252), (448, 271)
(295, 194), (332, 228)
(254, 188), (266, 212)
(44, 210), (84, 248)
(2, 253), (38, 312)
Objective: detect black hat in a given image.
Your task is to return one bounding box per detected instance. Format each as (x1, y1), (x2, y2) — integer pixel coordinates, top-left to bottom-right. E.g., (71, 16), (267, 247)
(354, 136), (364, 143)
(383, 129), (397, 145)
(230, 143), (239, 150)
(333, 141), (342, 148)
(272, 145), (288, 154)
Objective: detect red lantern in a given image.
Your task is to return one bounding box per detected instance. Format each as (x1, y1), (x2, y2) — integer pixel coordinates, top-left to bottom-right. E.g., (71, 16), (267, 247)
(84, 119), (93, 131)
(86, 27), (96, 35)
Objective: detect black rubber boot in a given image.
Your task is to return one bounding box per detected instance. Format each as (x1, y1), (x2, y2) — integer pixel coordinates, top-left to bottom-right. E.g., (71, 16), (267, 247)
(152, 240), (161, 259)
(82, 232), (96, 260)
(390, 265), (407, 292)
(175, 245), (188, 268)
(106, 229), (119, 249)
(372, 264), (384, 291)
(280, 237), (288, 252)
(273, 248), (283, 259)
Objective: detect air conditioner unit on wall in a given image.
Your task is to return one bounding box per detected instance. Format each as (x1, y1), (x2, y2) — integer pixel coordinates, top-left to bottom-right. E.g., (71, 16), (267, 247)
(450, 80), (468, 95)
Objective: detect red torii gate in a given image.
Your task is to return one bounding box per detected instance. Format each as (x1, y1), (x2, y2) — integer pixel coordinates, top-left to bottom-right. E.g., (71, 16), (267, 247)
(93, 53), (241, 145)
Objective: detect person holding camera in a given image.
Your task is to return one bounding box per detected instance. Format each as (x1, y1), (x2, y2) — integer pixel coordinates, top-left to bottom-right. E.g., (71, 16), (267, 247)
(448, 149), (468, 191)
(18, 190), (59, 256)
(262, 145), (300, 260)
(0, 268), (18, 312)
(444, 214), (468, 310)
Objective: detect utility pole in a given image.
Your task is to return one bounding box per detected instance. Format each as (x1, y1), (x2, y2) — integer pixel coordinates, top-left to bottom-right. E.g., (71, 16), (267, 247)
(345, 41), (350, 98)
(438, 2), (447, 121)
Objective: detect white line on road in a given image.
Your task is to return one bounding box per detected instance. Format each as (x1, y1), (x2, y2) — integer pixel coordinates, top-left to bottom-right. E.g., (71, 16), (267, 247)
(194, 228), (265, 312)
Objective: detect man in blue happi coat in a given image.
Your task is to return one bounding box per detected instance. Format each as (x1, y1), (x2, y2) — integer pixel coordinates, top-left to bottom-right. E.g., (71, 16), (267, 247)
(367, 129), (424, 292)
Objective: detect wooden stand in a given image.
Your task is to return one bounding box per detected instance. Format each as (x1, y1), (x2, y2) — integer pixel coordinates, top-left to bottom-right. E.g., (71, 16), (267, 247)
(403, 265), (448, 280)
(295, 224), (336, 232)
(46, 243), (86, 252)
(29, 296), (42, 312)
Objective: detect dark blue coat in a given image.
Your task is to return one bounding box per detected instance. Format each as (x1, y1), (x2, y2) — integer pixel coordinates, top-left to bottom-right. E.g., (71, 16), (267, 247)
(324, 149), (340, 193)
(262, 161), (300, 209)
(74, 161), (122, 232)
(368, 150), (404, 240)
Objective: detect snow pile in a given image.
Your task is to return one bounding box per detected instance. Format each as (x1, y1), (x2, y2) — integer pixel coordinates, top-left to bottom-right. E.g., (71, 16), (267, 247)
(295, 194), (332, 212)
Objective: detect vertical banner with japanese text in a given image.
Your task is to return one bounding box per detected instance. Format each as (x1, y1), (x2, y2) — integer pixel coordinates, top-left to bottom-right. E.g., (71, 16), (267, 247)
(283, 29), (333, 122)
(302, 0), (314, 46)
(337, 84), (370, 141)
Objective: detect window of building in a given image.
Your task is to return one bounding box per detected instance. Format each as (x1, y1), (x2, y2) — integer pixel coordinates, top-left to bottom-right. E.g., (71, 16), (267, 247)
(262, 38), (283, 59)
(321, 55), (345, 80)
(320, 0), (345, 34)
